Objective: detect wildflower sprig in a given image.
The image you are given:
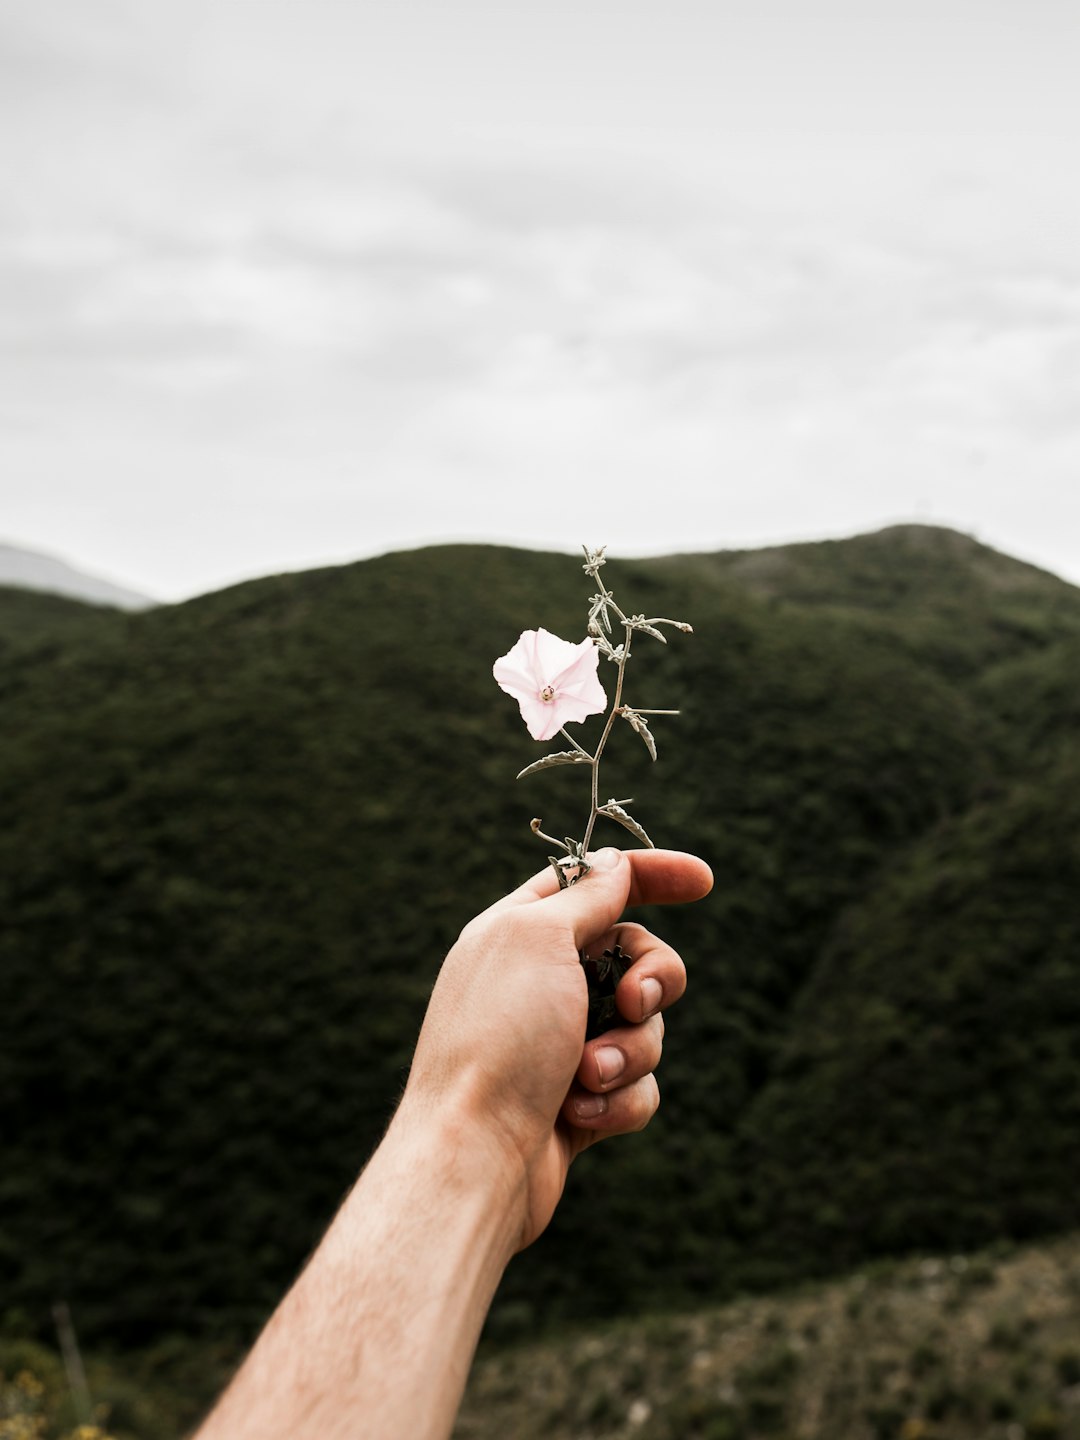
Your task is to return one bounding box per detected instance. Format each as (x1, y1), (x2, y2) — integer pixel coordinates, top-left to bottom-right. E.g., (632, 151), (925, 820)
(494, 546), (692, 890)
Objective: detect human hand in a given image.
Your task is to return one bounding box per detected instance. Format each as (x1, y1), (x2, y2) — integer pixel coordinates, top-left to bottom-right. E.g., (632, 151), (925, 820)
(400, 847), (712, 1251)
(194, 847), (710, 1440)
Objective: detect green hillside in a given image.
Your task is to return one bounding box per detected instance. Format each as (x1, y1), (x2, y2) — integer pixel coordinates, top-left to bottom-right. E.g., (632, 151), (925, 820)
(734, 756), (1080, 1277)
(0, 583), (122, 657)
(3, 529), (1080, 1351)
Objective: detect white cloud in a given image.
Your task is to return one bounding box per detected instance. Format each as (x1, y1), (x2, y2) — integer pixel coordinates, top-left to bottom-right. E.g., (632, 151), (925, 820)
(2, 0), (1080, 598)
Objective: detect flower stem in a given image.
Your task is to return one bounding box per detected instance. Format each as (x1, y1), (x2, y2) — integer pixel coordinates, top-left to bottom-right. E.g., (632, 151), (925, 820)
(559, 727), (593, 760)
(580, 622), (633, 860)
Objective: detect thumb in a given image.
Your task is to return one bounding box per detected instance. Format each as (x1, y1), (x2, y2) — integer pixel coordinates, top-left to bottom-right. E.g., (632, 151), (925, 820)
(537, 848), (632, 949)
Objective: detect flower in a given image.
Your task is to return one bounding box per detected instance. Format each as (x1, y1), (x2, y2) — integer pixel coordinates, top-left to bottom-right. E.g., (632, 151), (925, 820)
(493, 628), (607, 741)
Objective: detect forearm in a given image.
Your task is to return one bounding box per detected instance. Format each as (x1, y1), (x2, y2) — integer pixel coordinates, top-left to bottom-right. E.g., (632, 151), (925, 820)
(194, 1100), (525, 1440)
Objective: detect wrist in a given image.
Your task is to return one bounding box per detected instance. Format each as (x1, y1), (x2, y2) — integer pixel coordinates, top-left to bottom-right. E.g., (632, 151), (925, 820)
(389, 1085), (530, 1262)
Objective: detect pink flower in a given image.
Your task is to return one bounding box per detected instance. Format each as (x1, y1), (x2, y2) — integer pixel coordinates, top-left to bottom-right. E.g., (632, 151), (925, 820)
(493, 628), (607, 741)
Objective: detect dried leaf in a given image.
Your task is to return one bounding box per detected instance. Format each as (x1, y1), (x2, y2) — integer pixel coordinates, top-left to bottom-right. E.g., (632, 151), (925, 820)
(620, 708), (657, 761)
(597, 801), (654, 848)
(517, 750), (594, 780)
(589, 594), (613, 635)
(628, 615), (667, 643)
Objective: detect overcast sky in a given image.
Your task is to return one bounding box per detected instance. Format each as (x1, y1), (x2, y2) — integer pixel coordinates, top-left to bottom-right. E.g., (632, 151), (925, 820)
(2, 0), (1078, 601)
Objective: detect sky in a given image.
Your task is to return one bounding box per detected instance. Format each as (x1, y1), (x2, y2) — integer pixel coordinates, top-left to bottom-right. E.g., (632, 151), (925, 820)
(2, 0), (1078, 602)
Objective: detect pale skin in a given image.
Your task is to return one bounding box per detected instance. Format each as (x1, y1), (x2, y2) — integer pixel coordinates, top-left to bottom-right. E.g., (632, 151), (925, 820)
(193, 846), (713, 1440)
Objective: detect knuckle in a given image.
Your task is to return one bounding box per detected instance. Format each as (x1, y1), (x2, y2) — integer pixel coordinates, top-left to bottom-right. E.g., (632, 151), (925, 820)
(458, 911), (495, 945)
(461, 908), (532, 956)
(616, 921), (648, 946)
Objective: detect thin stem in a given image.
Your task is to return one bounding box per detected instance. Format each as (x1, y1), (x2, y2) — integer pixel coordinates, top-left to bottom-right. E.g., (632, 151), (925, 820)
(530, 820), (570, 852)
(580, 623), (633, 859)
(559, 727), (593, 760)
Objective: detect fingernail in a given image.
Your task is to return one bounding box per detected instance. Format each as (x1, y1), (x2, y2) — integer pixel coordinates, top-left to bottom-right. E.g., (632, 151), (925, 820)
(574, 1092), (609, 1119)
(640, 977), (663, 1018)
(595, 1045), (626, 1086)
(589, 848), (620, 871)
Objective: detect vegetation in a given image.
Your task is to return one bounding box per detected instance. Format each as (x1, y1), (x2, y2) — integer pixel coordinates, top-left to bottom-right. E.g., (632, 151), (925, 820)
(0, 1325), (232, 1440)
(3, 525), (1080, 1365)
(459, 1233), (1080, 1440)
(0, 585), (124, 658)
(11, 1232), (1080, 1439)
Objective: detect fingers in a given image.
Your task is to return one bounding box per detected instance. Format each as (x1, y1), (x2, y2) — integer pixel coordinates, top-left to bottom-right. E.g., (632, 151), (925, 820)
(574, 1010), (665, 1094)
(487, 847), (627, 931)
(621, 849), (714, 909)
(493, 847), (712, 913)
(562, 919), (685, 1143)
(585, 921), (687, 1023)
(571, 916), (686, 1059)
(541, 848), (631, 948)
(563, 1072), (660, 1142)
(493, 848), (713, 952)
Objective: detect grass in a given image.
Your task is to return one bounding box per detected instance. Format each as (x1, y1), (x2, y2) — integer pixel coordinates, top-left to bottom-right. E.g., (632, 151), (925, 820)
(457, 1233), (1080, 1440)
(8, 1228), (1080, 1438)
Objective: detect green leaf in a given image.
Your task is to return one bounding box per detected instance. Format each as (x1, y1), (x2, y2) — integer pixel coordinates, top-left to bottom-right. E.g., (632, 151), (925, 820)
(516, 750), (594, 780)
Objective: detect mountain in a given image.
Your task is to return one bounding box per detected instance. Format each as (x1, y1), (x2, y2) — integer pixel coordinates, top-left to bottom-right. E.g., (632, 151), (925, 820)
(2, 527), (1080, 1349)
(0, 540), (155, 610)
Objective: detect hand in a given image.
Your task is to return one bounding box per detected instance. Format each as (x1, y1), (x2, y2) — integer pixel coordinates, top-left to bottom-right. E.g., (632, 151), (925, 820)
(195, 846), (711, 1440)
(401, 847), (713, 1249)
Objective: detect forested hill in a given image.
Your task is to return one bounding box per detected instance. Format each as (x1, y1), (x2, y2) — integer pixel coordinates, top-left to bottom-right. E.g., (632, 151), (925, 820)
(0, 583), (127, 657)
(3, 526), (1080, 1347)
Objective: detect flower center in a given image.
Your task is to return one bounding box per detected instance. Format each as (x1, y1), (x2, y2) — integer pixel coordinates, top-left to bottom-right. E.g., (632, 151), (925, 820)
(540, 685), (556, 702)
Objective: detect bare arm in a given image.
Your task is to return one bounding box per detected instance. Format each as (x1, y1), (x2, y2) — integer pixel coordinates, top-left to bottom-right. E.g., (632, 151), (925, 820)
(194, 846), (712, 1440)
(195, 1104), (522, 1439)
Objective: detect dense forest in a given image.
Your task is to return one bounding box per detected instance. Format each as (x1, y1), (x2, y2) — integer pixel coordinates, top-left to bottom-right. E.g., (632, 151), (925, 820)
(3, 525), (1080, 1363)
